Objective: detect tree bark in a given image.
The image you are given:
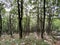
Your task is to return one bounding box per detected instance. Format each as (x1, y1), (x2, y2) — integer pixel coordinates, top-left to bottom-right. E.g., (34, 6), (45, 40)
(17, 0), (23, 39)
(0, 11), (2, 37)
(41, 0), (46, 39)
(0, 3), (2, 37)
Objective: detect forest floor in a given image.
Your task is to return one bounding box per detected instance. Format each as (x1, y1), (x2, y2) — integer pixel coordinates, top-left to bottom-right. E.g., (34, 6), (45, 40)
(54, 41), (60, 45)
(0, 32), (60, 45)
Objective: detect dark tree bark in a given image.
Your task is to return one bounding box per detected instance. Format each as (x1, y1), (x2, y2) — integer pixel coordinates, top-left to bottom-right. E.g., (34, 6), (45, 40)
(0, 11), (2, 37)
(0, 3), (2, 37)
(41, 0), (46, 39)
(17, 0), (23, 39)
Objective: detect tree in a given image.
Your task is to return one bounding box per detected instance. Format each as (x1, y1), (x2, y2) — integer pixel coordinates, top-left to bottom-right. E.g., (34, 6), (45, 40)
(9, 14), (13, 37)
(41, 0), (46, 39)
(17, 0), (23, 39)
(0, 2), (4, 37)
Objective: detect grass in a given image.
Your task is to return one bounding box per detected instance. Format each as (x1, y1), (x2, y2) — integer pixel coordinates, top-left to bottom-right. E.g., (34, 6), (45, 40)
(0, 39), (50, 45)
(0, 33), (50, 45)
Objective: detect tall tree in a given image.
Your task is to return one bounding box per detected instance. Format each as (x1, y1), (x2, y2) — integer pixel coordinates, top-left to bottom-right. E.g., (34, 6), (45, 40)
(36, 0), (40, 37)
(41, 0), (46, 39)
(46, 3), (52, 35)
(9, 14), (13, 37)
(17, 0), (23, 39)
(0, 2), (4, 37)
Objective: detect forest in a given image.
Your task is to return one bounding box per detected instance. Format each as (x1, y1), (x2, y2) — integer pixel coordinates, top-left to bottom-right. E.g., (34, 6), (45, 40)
(0, 0), (60, 45)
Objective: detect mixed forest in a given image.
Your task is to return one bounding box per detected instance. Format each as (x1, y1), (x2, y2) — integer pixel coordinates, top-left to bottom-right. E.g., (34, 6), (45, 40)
(0, 0), (60, 45)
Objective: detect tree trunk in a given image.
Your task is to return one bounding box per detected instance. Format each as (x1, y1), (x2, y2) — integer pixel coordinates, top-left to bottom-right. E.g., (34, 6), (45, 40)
(9, 15), (13, 38)
(47, 12), (52, 35)
(46, 0), (52, 35)
(0, 11), (2, 37)
(26, 14), (30, 35)
(17, 0), (23, 39)
(37, 6), (39, 32)
(41, 0), (46, 39)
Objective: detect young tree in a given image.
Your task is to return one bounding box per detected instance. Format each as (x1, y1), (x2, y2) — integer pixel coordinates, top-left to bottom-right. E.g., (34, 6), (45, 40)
(0, 9), (2, 37)
(9, 14), (13, 37)
(17, 0), (23, 39)
(41, 0), (46, 39)
(0, 2), (4, 37)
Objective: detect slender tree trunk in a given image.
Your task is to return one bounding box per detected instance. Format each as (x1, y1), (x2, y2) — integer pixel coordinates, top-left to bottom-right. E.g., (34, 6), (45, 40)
(39, 0), (43, 34)
(39, 0), (42, 33)
(9, 15), (13, 37)
(46, 0), (52, 35)
(26, 14), (30, 35)
(41, 0), (46, 39)
(0, 11), (2, 37)
(47, 11), (52, 35)
(37, 3), (39, 32)
(17, 0), (23, 39)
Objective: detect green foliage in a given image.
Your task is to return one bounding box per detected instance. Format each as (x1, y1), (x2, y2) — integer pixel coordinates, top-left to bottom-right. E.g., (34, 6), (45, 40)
(2, 16), (8, 32)
(10, 7), (18, 15)
(58, 0), (60, 6)
(1, 9), (6, 15)
(52, 19), (60, 31)
(0, 38), (50, 45)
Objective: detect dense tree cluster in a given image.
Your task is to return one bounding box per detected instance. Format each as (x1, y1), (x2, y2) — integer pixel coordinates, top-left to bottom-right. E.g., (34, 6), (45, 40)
(0, 0), (60, 39)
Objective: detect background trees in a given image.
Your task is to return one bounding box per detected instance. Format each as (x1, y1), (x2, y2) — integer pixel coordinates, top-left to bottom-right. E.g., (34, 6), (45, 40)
(0, 0), (60, 39)
(0, 2), (5, 37)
